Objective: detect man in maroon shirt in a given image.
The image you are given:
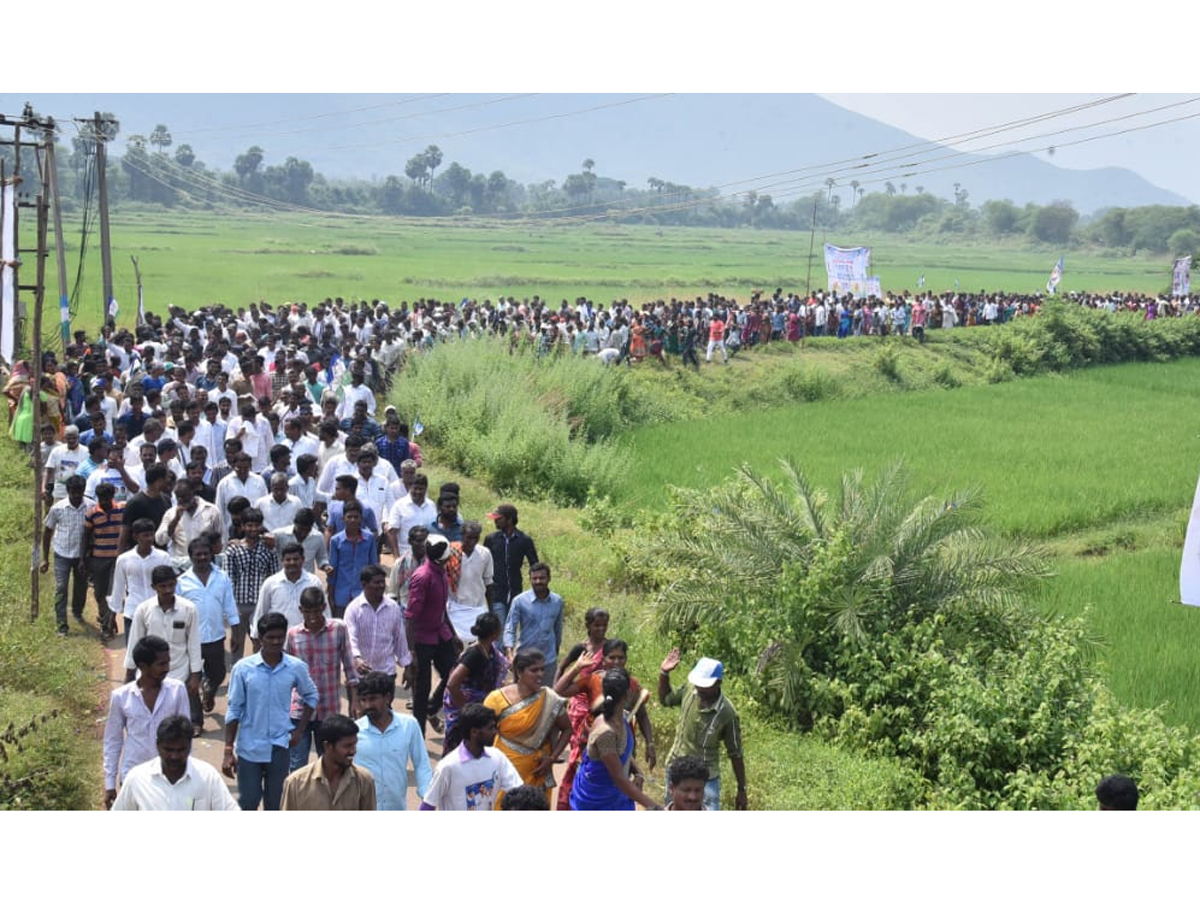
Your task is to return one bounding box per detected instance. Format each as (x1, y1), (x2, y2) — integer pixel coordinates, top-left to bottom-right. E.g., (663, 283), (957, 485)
(404, 533), (457, 737)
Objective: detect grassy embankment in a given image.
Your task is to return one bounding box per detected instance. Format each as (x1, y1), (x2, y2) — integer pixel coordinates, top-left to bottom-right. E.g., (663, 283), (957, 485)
(0, 440), (105, 810)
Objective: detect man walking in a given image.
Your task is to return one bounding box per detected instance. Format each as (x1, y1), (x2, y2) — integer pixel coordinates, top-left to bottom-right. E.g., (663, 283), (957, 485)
(280, 714), (376, 810)
(102, 635), (191, 808)
(285, 586), (359, 772)
(177, 538), (239, 730)
(658, 649), (747, 810)
(503, 562), (563, 688)
(123, 567), (203, 729)
(41, 474), (89, 636)
(405, 533), (456, 736)
(111, 715), (239, 811)
(353, 671), (432, 810)
(223, 611), (318, 811)
(483, 503), (537, 623)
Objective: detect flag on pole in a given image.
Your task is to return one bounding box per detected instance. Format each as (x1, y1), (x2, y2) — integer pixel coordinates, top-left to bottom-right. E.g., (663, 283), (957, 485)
(917, 274), (925, 288)
(953, 278), (960, 290)
(107, 297), (119, 321)
(1046, 256), (1064, 294)
(1181, 464), (1200, 605)
(1173, 256), (1192, 297)
(413, 415), (424, 437)
(59, 293), (70, 347)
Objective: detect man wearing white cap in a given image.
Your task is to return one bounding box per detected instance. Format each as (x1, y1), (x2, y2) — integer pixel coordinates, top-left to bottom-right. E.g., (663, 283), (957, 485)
(658, 648), (747, 810)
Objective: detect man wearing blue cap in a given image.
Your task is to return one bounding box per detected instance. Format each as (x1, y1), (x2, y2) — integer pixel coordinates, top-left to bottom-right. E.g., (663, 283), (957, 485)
(658, 648), (747, 810)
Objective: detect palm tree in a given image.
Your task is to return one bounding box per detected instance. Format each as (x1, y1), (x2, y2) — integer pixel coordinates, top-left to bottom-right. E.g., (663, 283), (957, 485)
(643, 459), (1049, 695)
(850, 180), (860, 208)
(825, 177), (836, 201)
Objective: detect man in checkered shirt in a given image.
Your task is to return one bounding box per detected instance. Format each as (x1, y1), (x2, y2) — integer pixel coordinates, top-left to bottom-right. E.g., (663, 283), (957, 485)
(285, 586), (359, 772)
(223, 508), (279, 663)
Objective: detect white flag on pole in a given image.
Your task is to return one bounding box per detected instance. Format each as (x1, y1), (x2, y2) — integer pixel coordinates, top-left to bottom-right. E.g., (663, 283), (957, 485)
(1181, 464), (1200, 606)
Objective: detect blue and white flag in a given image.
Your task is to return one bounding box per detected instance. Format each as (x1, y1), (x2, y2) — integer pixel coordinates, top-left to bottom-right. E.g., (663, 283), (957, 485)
(107, 296), (119, 321)
(917, 274), (925, 288)
(1173, 256), (1192, 298)
(1047, 256), (1064, 294)
(59, 293), (70, 347)
(413, 416), (424, 437)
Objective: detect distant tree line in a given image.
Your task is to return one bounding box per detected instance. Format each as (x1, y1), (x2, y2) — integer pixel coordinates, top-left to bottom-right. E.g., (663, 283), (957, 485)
(2, 111), (1192, 259)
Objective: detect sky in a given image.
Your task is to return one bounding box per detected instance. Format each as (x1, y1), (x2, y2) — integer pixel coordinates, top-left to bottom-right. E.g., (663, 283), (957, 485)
(821, 93), (1200, 204)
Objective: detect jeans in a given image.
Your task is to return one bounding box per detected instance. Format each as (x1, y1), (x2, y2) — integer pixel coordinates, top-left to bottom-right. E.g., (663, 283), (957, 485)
(53, 553), (88, 628)
(666, 774), (722, 810)
(489, 600), (510, 639)
(413, 639), (457, 734)
(236, 744), (290, 811)
(288, 718), (320, 772)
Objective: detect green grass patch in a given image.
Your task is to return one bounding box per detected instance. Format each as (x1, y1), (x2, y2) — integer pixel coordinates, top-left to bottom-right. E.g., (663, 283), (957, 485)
(619, 358), (1200, 539)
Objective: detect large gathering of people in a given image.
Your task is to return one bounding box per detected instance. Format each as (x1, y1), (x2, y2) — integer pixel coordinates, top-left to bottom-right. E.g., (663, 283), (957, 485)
(3, 292), (752, 811)
(5, 283), (1169, 811)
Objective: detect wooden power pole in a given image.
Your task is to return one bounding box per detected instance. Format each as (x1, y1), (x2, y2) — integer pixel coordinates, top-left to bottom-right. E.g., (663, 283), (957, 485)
(94, 112), (115, 326)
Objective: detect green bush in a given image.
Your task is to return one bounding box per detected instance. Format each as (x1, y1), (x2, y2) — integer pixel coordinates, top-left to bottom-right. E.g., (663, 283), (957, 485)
(873, 344), (903, 383)
(931, 362), (961, 389)
(394, 340), (639, 503)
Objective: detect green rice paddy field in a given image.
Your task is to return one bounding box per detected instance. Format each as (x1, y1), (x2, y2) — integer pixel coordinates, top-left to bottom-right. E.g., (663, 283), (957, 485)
(47, 209), (1179, 334)
(620, 358), (1200, 728)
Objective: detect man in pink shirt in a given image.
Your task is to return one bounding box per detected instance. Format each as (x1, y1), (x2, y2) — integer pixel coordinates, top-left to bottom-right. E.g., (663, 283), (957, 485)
(404, 533), (456, 737)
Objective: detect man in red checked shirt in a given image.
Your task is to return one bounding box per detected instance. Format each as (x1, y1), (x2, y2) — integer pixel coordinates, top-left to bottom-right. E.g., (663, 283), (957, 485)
(404, 533), (457, 738)
(285, 587), (359, 772)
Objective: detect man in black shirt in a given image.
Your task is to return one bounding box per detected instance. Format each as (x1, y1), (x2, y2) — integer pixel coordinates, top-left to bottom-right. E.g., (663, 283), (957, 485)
(482, 503), (537, 624)
(121, 463), (172, 552)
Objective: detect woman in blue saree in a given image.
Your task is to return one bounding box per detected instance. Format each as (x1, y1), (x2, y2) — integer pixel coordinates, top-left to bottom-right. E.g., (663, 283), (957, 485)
(568, 669), (663, 811)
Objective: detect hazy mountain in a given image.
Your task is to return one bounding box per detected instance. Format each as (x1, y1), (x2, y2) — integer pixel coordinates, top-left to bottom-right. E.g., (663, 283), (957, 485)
(1, 93), (1189, 213)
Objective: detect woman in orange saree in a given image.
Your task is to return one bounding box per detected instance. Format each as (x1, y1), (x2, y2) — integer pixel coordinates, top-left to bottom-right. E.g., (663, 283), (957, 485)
(483, 649), (569, 806)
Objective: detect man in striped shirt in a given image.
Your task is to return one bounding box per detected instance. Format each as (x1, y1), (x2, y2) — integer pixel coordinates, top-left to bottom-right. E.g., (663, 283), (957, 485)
(84, 481), (124, 639)
(345, 564), (413, 684)
(285, 587), (359, 772)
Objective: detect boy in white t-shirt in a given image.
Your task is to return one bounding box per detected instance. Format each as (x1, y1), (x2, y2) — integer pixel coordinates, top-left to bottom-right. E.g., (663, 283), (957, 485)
(419, 703), (522, 811)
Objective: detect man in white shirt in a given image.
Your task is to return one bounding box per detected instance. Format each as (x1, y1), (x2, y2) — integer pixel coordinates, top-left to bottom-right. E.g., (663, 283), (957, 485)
(250, 542), (325, 640)
(447, 520), (494, 642)
(387, 473), (435, 558)
(336, 364), (376, 419)
(353, 449), (398, 534)
(123, 566), (202, 694)
(226, 402), (273, 472)
(103, 634), (191, 808)
(288, 454), (328, 516)
(254, 473), (304, 533)
(215, 453), (269, 537)
(156, 479), (222, 566)
(110, 714), (239, 811)
(110, 519), (172, 635)
(43, 425), (88, 502)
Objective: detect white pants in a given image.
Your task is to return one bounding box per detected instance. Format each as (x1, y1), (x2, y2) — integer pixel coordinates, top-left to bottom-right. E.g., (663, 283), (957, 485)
(706, 339), (727, 362)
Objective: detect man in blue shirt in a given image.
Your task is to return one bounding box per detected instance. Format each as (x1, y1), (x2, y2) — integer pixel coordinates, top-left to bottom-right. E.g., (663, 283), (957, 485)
(503, 562), (563, 688)
(354, 671), (433, 810)
(222, 612), (318, 810)
(177, 538), (239, 732)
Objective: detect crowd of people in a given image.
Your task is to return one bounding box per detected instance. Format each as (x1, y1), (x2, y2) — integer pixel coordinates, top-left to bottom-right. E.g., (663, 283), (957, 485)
(5, 285), (1161, 811)
(6, 293), (746, 811)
